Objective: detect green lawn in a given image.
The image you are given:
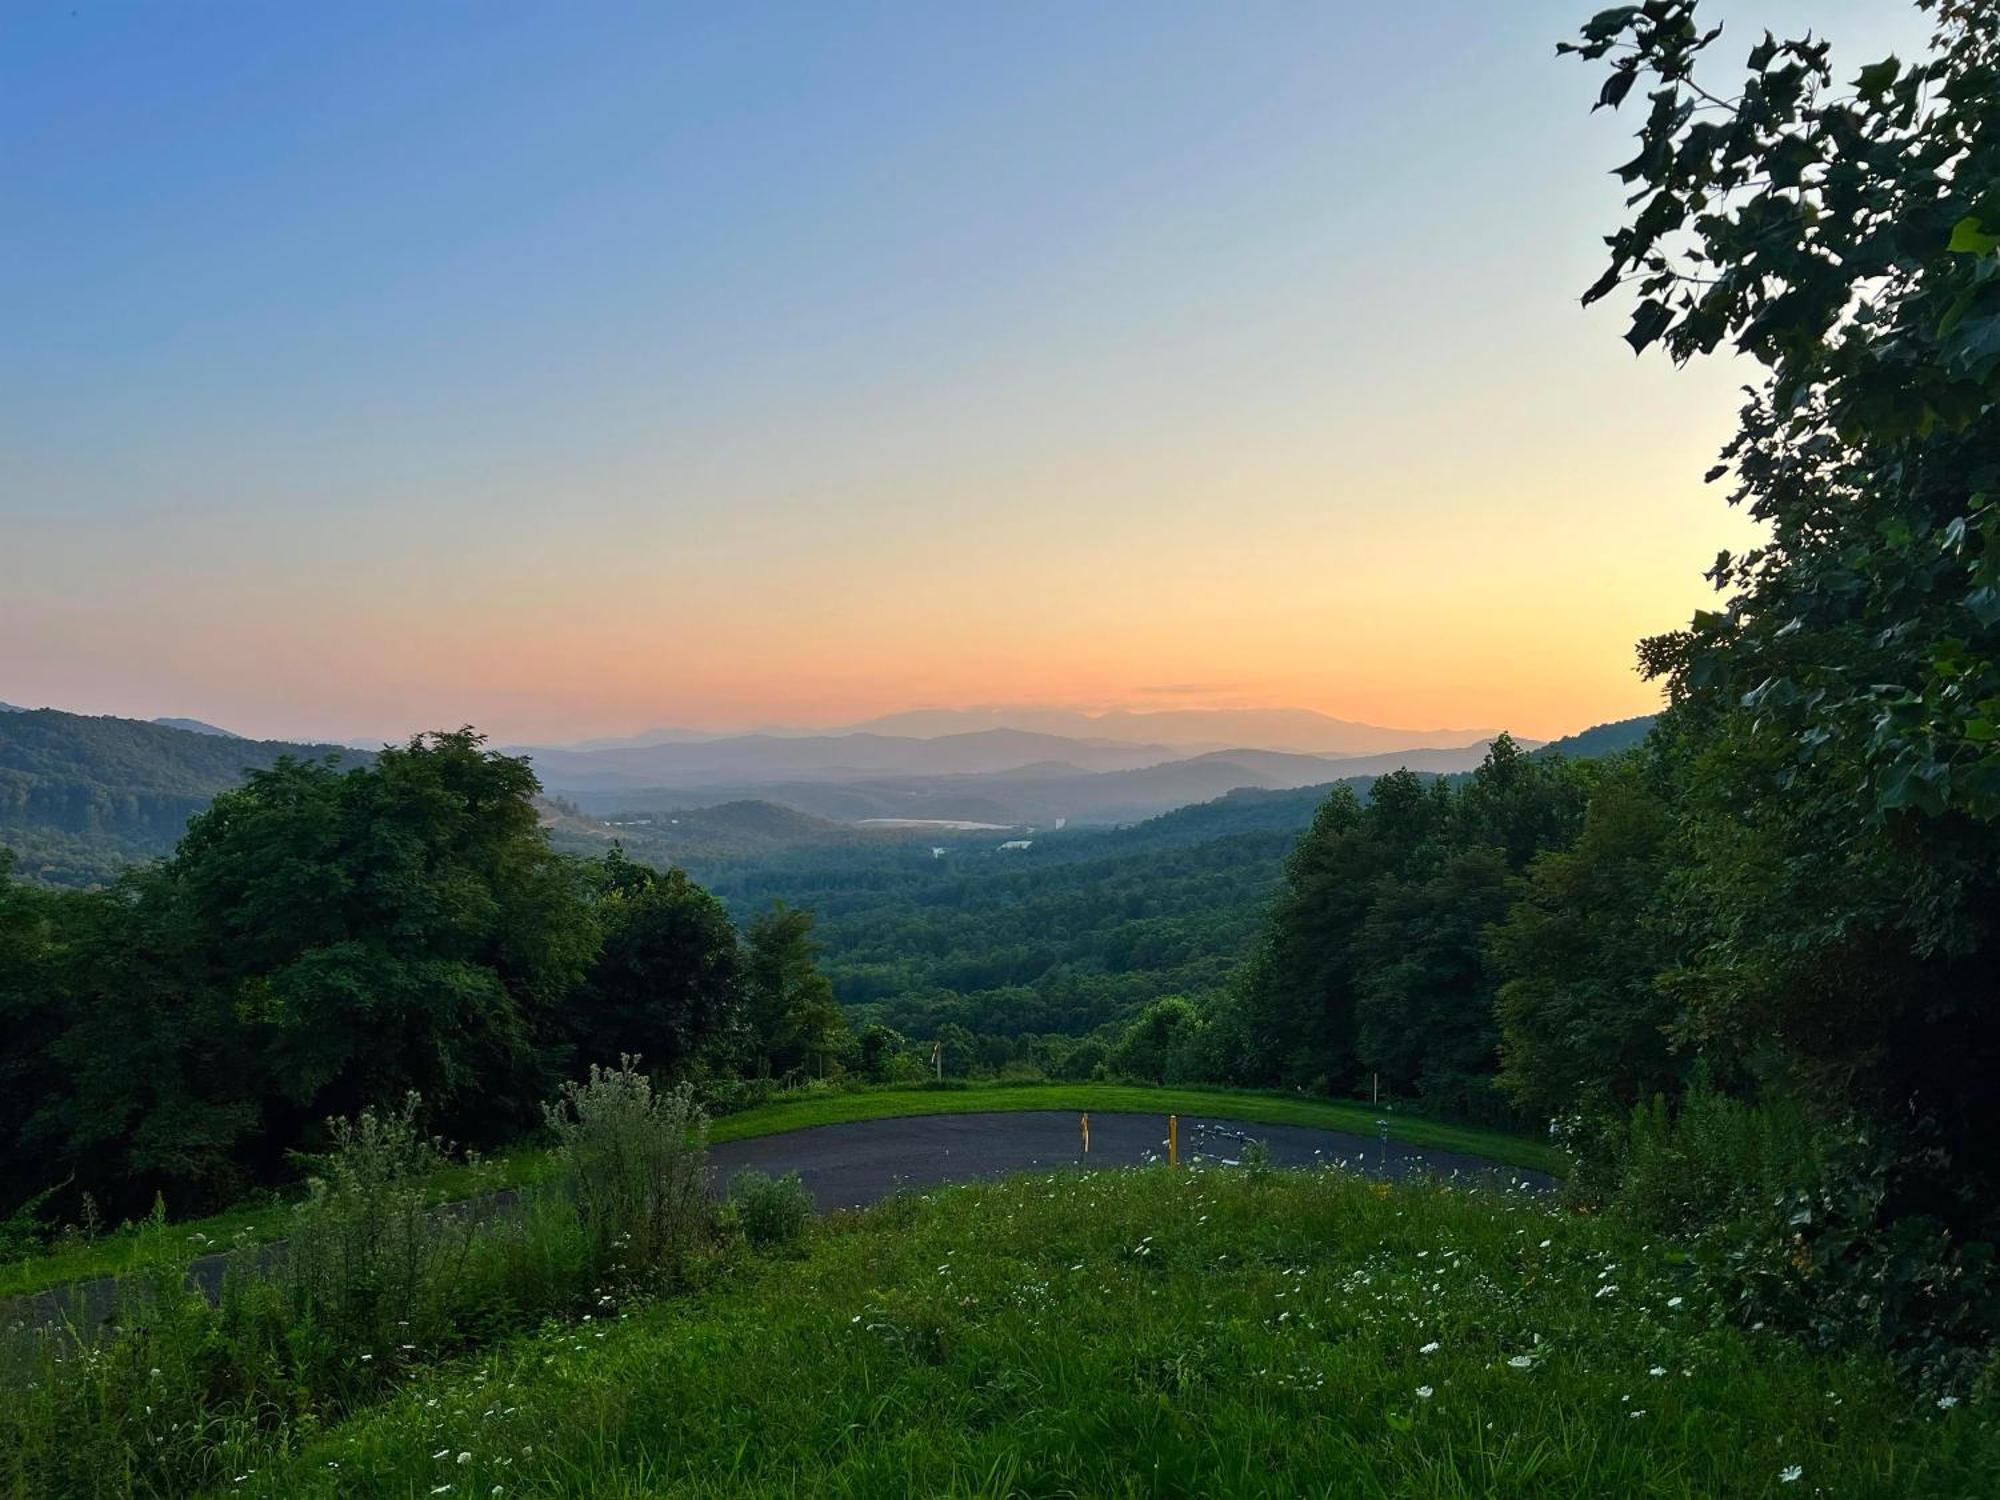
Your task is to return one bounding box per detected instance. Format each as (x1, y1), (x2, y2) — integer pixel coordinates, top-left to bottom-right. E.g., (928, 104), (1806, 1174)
(0, 1082), (1549, 1301)
(241, 1165), (1993, 1498)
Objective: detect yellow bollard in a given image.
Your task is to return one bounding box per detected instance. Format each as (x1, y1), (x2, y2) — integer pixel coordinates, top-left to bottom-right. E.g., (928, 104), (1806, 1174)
(1081, 1112), (1090, 1154)
(1168, 1114), (1179, 1167)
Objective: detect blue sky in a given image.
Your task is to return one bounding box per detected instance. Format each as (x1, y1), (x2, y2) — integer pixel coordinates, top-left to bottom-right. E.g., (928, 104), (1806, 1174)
(1, 1), (1930, 741)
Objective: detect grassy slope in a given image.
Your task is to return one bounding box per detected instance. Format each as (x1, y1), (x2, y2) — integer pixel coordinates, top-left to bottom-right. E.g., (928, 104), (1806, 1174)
(247, 1167), (1992, 1499)
(0, 1085), (1550, 1301)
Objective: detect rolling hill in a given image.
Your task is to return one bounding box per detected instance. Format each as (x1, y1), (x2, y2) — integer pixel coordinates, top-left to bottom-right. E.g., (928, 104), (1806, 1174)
(0, 709), (367, 884)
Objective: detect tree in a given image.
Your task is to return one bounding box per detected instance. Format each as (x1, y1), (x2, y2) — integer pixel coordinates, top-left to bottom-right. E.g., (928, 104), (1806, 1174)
(1353, 845), (1516, 1119)
(1106, 996), (1206, 1084)
(1231, 784), (1374, 1089)
(744, 902), (850, 1079)
(0, 853), (78, 1214)
(1569, 0), (2000, 1188)
(573, 848), (744, 1076)
(1492, 759), (1678, 1117)
(20, 730), (601, 1211)
(856, 1022), (912, 1080)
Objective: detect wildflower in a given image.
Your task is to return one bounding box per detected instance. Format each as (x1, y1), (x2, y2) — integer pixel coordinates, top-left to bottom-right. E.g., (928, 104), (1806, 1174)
(458, 1452), (473, 1464)
(1648, 1366), (1666, 1377)
(1415, 1385), (1433, 1399)
(1507, 1354), (1534, 1369)
(1419, 1341), (1440, 1355)
(1666, 1296), (1684, 1308)
(1938, 1394), (1960, 1410)
(1779, 1465), (1803, 1483)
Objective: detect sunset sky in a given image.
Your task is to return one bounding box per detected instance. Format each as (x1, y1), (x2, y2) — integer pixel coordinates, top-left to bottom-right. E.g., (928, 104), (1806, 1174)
(2, 1), (1925, 745)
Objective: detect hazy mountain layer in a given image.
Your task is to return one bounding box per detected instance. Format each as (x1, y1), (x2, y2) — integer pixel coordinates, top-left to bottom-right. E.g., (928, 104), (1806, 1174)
(837, 706), (1503, 754)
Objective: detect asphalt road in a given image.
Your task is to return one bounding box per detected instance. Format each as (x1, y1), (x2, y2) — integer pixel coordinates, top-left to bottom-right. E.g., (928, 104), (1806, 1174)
(4, 1110), (1550, 1345)
(709, 1110), (1553, 1208)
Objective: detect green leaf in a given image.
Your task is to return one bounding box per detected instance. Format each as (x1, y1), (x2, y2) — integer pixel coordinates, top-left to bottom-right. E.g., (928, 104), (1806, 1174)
(1947, 216), (1999, 255)
(1625, 299), (1674, 355)
(1596, 65), (1639, 112)
(1854, 58), (1900, 96)
(1581, 6), (1640, 42)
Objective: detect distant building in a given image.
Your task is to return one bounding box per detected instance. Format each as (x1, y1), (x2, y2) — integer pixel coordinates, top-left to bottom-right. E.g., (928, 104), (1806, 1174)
(998, 839), (1033, 851)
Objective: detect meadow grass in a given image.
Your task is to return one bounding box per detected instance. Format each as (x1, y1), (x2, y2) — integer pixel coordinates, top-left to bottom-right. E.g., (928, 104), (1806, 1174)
(0, 1082), (1548, 1301)
(240, 1165), (1993, 1499)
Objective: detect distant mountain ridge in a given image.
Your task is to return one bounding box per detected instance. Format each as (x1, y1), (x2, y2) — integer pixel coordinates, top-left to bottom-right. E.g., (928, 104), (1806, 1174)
(2, 702), (1659, 885)
(551, 737), (1534, 827)
(838, 706), (1505, 753)
(1533, 714), (1657, 758)
(513, 728), (1183, 790)
(550, 705), (1504, 756)
(151, 716), (241, 738)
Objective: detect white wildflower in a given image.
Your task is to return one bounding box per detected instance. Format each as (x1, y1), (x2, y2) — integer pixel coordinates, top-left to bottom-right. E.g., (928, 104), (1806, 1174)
(1779, 1466), (1803, 1484)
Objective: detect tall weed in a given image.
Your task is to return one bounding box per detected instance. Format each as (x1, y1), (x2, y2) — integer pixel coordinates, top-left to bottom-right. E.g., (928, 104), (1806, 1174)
(543, 1056), (710, 1286)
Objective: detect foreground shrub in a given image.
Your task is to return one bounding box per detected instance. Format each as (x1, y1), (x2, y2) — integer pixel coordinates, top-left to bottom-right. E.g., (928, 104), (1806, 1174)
(276, 1095), (478, 1352)
(1576, 1090), (2000, 1401)
(543, 1056), (709, 1286)
(694, 1074), (778, 1118)
(728, 1169), (812, 1250)
(0, 1069), (709, 1498)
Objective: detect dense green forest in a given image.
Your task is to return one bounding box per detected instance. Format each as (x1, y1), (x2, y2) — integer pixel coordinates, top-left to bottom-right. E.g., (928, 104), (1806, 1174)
(0, 733), (852, 1220)
(554, 718), (1654, 1062)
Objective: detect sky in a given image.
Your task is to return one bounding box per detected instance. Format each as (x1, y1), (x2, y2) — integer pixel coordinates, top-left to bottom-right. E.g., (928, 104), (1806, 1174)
(1, 1), (1929, 745)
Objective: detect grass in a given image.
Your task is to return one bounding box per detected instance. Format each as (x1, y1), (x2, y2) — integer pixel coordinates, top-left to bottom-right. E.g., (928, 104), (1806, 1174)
(235, 1165), (1995, 1498)
(0, 1081), (1549, 1302)
(0, 1153), (553, 1302)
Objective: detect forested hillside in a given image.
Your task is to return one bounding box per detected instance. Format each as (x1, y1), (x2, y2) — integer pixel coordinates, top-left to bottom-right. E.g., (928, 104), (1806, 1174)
(577, 725), (1654, 1074)
(0, 709), (366, 884)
